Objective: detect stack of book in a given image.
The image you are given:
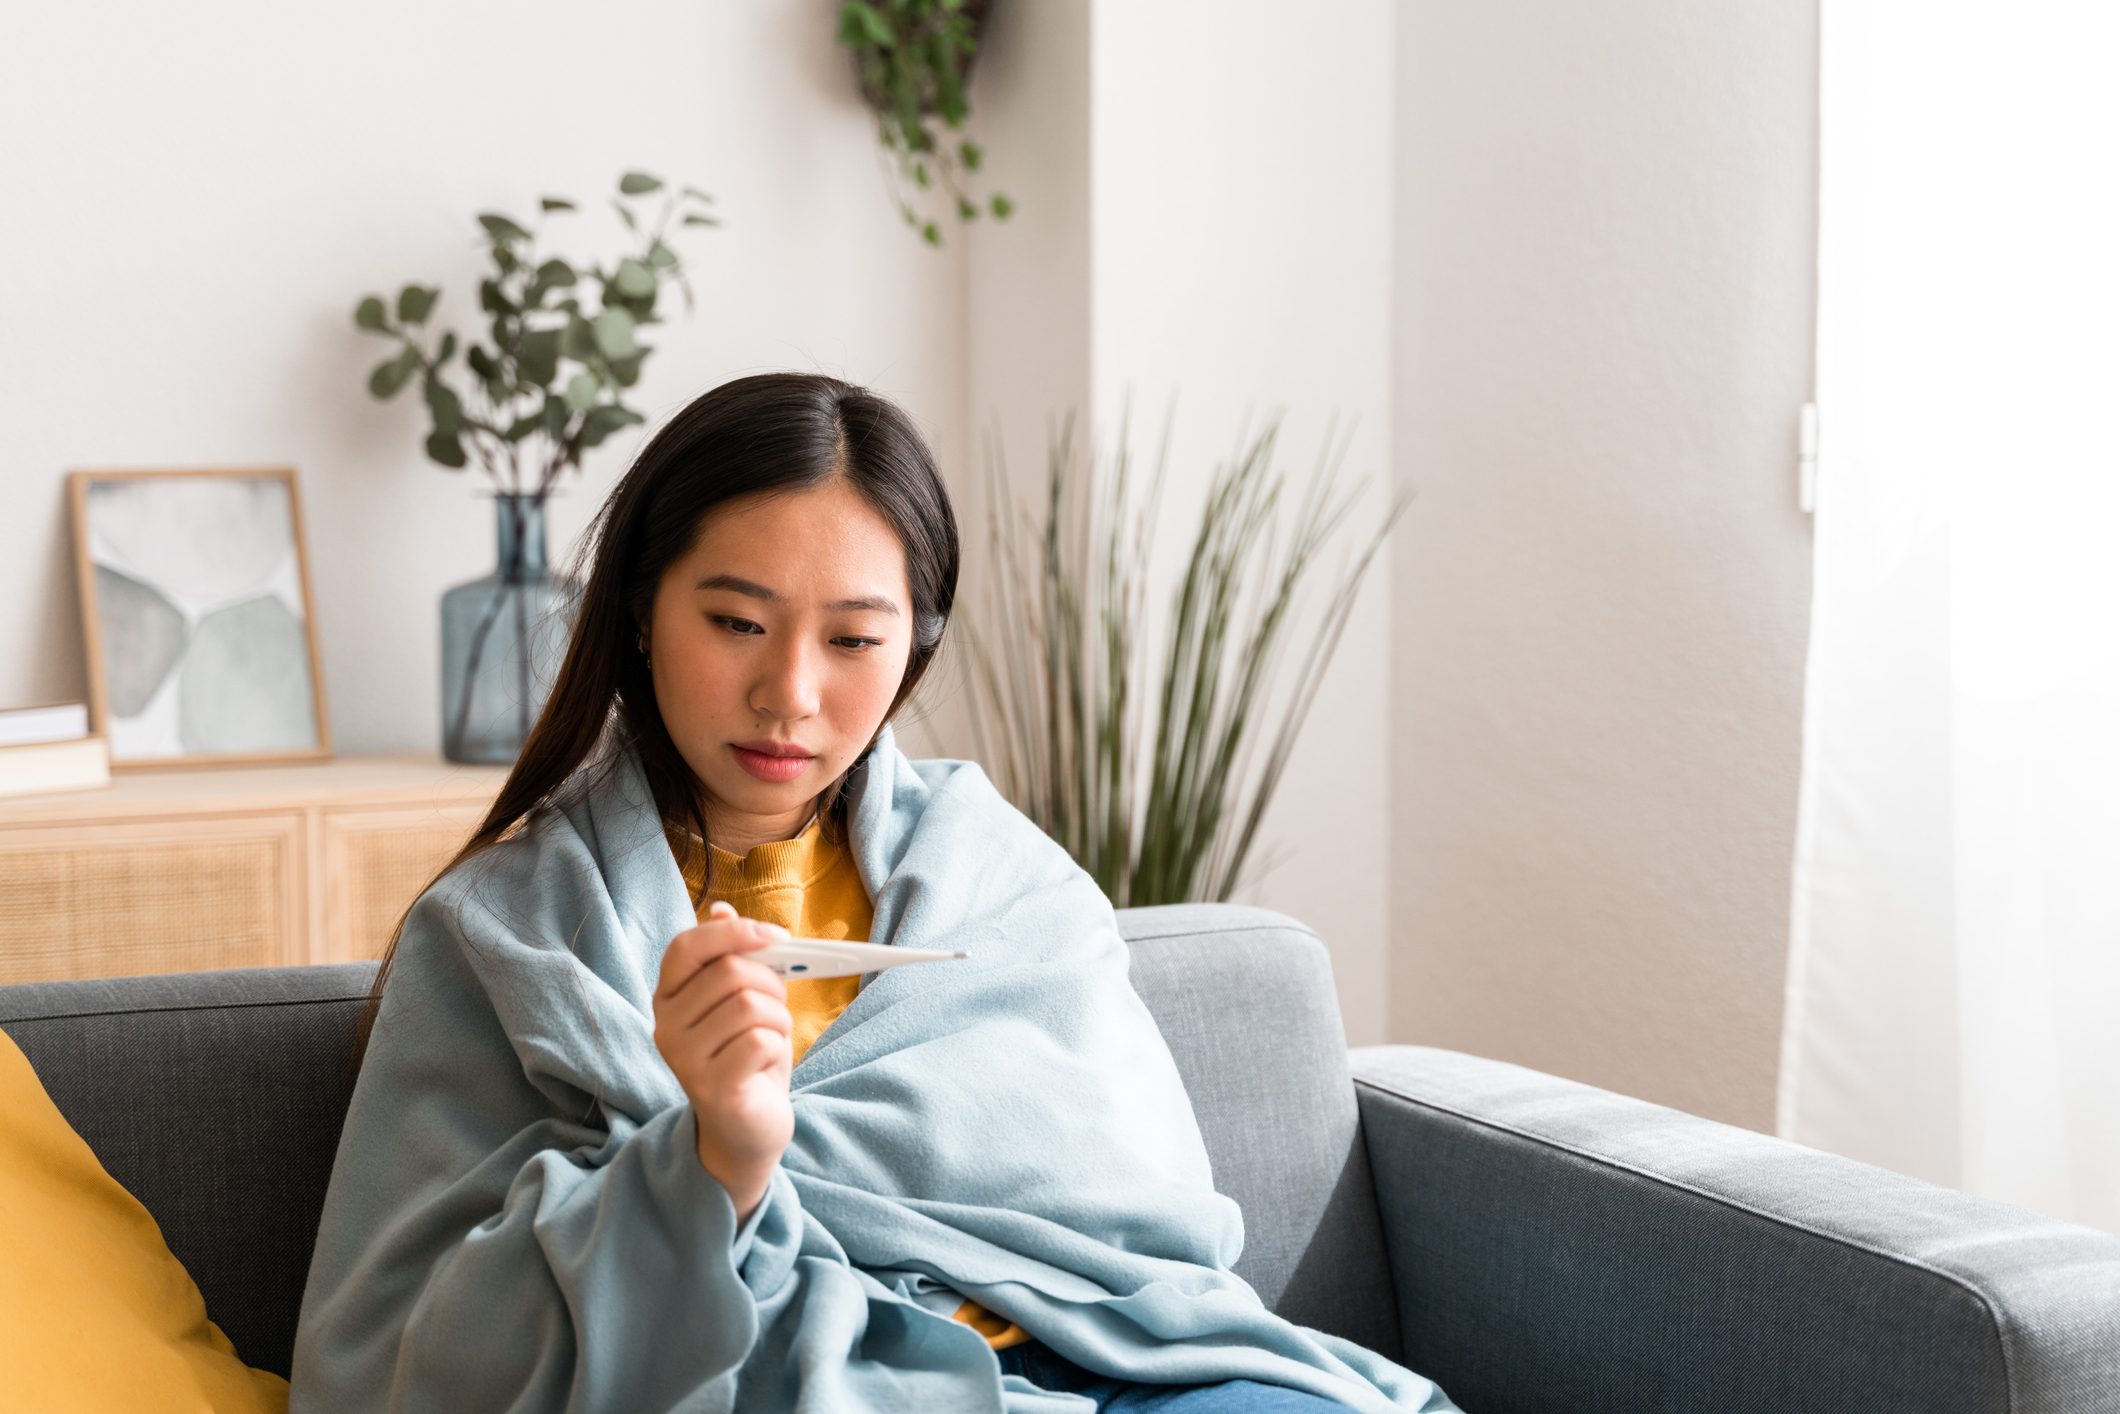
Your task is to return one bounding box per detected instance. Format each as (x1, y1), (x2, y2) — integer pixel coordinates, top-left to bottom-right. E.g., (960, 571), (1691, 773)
(0, 702), (112, 800)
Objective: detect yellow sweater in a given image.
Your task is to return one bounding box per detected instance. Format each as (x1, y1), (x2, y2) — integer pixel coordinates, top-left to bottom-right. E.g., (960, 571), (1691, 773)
(672, 814), (1032, 1353)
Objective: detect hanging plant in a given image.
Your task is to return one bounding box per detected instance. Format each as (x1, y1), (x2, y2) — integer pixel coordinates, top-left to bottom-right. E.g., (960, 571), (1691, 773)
(836, 0), (1014, 247)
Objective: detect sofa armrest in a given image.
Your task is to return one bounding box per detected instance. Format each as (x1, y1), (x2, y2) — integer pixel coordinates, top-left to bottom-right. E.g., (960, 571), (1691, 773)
(1351, 1044), (2120, 1414)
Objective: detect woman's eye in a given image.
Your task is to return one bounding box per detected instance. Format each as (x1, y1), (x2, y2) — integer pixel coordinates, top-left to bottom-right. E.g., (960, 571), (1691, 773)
(711, 617), (880, 652)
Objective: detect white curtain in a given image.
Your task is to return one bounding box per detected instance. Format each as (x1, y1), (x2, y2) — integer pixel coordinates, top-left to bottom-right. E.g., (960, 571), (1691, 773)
(1781, 1), (2120, 1234)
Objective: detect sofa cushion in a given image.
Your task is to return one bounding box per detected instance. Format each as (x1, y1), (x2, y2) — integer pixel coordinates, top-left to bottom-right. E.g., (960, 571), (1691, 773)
(0, 903), (1400, 1378)
(0, 963), (374, 1381)
(0, 1026), (290, 1408)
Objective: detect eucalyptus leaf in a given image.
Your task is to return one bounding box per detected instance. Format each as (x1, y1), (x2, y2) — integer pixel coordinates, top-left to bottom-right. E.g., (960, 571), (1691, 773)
(991, 193), (1014, 219)
(681, 213), (721, 227)
(618, 171), (662, 195)
(608, 350), (646, 388)
(563, 370), (600, 412)
(477, 212), (531, 243)
(559, 315), (598, 363)
(423, 377), (463, 436)
(479, 279), (516, 316)
(646, 240), (678, 270)
(959, 138), (983, 171)
(611, 200), (638, 234)
(592, 307), (639, 360)
(466, 345), (498, 381)
(396, 284), (438, 325)
(424, 428), (468, 468)
(354, 296), (388, 332)
(580, 403), (646, 448)
(503, 413), (540, 443)
(681, 185), (717, 204)
(541, 393), (568, 439)
(535, 258), (577, 288)
(436, 331), (458, 366)
(613, 258), (655, 299)
(539, 196), (576, 212)
(921, 221), (941, 247)
(368, 346), (419, 399)
(518, 328), (561, 388)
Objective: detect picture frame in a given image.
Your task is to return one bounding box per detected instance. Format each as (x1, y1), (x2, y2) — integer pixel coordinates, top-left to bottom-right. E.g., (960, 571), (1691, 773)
(68, 467), (332, 770)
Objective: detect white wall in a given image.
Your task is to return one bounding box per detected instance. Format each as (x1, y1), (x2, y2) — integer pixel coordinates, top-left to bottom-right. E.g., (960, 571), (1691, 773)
(1086, 0), (1399, 1046)
(1390, 1), (1819, 1130)
(0, 0), (966, 754)
(949, 0), (1400, 1046)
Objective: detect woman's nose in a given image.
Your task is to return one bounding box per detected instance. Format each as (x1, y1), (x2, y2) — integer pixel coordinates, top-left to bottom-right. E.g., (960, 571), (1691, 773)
(751, 641), (822, 718)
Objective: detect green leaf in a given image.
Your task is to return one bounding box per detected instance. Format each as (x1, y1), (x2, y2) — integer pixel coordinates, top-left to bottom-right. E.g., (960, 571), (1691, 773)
(424, 428), (468, 468)
(423, 377), (463, 436)
(681, 185), (717, 204)
(535, 258), (577, 288)
(559, 315), (599, 363)
(542, 393), (568, 439)
(913, 160), (930, 189)
(592, 308), (639, 360)
(608, 350), (646, 388)
(958, 138), (983, 172)
(466, 344), (498, 381)
(618, 171), (662, 195)
(921, 221), (941, 247)
(354, 296), (388, 332)
(646, 240), (678, 270)
(680, 213), (721, 227)
(563, 370), (601, 412)
(518, 328), (561, 388)
(613, 258), (655, 299)
(611, 199), (639, 234)
(580, 403), (646, 448)
(436, 331), (458, 367)
(841, 0), (893, 47)
(477, 212), (531, 243)
(539, 196), (577, 212)
(396, 283), (438, 325)
(367, 346), (419, 399)
(479, 279), (516, 316)
(990, 193), (1014, 219)
(956, 197), (977, 221)
(503, 413), (540, 443)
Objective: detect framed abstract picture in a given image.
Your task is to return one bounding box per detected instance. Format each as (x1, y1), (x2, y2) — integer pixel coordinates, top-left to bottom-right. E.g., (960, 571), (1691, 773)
(68, 467), (332, 769)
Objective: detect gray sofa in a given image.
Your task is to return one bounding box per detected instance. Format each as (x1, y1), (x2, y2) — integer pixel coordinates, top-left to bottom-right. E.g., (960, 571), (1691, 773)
(3, 901), (2116, 1412)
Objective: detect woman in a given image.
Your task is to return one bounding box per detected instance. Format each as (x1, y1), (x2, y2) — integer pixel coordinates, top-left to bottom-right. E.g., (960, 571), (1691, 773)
(289, 373), (1459, 1413)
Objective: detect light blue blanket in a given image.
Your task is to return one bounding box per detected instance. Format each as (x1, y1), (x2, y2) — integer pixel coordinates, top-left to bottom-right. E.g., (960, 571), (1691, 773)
(290, 722), (1461, 1413)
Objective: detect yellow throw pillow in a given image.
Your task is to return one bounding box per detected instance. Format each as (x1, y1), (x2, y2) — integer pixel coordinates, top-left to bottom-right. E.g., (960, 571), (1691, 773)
(0, 1027), (289, 1412)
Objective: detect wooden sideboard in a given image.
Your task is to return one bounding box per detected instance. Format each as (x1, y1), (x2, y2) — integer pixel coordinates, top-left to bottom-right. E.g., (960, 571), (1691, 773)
(0, 754), (511, 985)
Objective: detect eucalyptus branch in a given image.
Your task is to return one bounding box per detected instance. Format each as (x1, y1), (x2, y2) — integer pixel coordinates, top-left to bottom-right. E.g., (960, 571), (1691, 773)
(351, 169), (720, 498)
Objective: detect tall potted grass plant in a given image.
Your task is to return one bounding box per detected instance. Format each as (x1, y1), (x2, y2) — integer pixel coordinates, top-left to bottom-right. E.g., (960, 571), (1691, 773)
(961, 401), (1413, 907)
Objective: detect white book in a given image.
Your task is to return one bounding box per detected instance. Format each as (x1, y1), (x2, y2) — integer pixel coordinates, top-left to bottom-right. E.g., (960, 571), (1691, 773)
(0, 733), (112, 800)
(0, 701), (90, 748)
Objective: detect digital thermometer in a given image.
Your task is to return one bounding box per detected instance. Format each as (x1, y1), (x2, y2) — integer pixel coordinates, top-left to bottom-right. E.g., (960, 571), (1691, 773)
(753, 937), (969, 980)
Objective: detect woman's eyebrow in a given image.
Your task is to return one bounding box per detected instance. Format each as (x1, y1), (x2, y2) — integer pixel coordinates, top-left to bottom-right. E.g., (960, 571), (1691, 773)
(693, 572), (901, 616)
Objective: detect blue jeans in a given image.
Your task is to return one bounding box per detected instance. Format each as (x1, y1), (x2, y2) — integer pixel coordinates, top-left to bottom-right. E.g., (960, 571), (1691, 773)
(996, 1339), (1353, 1411)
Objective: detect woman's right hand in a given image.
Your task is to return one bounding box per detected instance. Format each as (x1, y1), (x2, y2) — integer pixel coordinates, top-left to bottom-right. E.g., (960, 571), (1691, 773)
(653, 900), (795, 1224)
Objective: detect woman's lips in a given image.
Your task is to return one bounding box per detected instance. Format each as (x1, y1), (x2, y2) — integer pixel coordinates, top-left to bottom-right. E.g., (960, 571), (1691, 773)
(731, 744), (812, 782)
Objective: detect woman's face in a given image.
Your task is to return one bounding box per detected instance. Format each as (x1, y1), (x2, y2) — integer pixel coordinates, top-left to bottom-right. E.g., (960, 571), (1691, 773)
(645, 479), (915, 842)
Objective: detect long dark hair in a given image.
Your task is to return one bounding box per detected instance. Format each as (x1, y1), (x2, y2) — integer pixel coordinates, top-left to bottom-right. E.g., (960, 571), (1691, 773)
(351, 372), (959, 1070)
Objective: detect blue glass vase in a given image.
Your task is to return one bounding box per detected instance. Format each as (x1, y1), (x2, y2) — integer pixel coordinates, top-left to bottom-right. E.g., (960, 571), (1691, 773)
(440, 493), (578, 764)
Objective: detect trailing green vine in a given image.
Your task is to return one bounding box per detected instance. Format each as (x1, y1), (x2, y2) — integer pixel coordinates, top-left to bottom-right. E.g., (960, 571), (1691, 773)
(837, 0), (1013, 247)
